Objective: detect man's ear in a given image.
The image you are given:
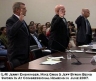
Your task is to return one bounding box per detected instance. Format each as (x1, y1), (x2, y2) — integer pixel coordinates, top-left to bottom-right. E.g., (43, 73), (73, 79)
(16, 8), (20, 13)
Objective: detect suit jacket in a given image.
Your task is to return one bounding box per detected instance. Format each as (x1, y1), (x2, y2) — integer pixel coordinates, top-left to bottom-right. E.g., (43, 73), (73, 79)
(49, 14), (70, 52)
(75, 15), (92, 43)
(38, 33), (49, 48)
(6, 14), (30, 68)
(30, 34), (38, 46)
(30, 33), (44, 47)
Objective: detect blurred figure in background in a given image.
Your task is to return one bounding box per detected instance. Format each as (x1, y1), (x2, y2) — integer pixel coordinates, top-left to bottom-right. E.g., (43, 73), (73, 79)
(38, 25), (49, 48)
(36, 23), (42, 35)
(29, 21), (34, 26)
(45, 22), (51, 38)
(93, 29), (96, 41)
(0, 27), (8, 48)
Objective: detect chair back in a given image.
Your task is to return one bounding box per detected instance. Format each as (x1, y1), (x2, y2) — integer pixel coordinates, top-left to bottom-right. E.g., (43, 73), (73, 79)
(0, 56), (12, 71)
(30, 45), (38, 50)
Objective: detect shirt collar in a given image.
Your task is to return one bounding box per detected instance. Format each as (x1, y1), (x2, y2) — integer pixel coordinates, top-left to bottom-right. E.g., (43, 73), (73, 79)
(14, 14), (19, 19)
(31, 33), (34, 36)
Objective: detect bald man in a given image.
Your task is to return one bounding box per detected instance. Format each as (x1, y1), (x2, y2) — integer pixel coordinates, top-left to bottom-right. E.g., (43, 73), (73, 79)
(75, 9), (92, 46)
(49, 5), (70, 53)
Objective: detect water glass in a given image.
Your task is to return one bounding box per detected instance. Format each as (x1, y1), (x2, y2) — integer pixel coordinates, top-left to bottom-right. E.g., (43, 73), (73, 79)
(67, 53), (71, 59)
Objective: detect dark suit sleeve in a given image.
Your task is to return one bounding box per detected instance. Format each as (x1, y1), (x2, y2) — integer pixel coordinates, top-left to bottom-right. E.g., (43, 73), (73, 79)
(75, 16), (82, 28)
(38, 34), (48, 47)
(6, 19), (23, 37)
(51, 15), (62, 30)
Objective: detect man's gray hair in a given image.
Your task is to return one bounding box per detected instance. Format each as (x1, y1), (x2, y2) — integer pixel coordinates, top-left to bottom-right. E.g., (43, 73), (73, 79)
(12, 2), (25, 13)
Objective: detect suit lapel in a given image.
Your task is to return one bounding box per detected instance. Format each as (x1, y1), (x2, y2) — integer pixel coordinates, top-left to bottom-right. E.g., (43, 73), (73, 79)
(23, 20), (30, 35)
(12, 15), (29, 36)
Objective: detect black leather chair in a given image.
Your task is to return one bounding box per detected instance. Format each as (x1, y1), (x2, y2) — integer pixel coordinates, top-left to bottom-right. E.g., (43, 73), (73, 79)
(30, 45), (38, 50)
(29, 45), (51, 61)
(0, 55), (12, 71)
(30, 48), (43, 60)
(0, 39), (12, 71)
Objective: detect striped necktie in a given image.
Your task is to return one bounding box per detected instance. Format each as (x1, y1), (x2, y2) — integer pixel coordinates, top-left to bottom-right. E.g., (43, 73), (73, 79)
(32, 34), (42, 48)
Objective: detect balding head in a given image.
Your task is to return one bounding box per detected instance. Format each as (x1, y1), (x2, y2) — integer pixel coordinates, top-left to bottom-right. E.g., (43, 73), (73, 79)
(55, 5), (65, 15)
(82, 8), (90, 18)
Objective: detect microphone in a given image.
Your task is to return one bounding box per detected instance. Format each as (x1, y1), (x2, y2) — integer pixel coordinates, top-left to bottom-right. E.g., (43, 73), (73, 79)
(51, 39), (82, 65)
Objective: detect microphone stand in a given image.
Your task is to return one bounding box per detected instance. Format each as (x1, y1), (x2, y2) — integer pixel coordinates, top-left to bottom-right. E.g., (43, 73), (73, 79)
(52, 39), (82, 65)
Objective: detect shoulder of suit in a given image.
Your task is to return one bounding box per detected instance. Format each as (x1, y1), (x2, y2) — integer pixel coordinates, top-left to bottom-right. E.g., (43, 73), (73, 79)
(80, 15), (85, 19)
(7, 15), (18, 21)
(77, 15), (84, 21)
(54, 14), (59, 18)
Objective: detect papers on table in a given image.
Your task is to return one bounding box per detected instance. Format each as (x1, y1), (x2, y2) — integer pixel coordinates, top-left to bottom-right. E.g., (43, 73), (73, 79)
(91, 44), (96, 50)
(41, 60), (61, 65)
(41, 56), (64, 65)
(42, 49), (51, 53)
(86, 50), (96, 54)
(78, 45), (90, 48)
(47, 56), (65, 60)
(66, 50), (84, 53)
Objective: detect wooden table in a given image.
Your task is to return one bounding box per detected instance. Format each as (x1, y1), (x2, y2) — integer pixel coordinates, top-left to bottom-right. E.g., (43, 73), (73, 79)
(14, 51), (96, 72)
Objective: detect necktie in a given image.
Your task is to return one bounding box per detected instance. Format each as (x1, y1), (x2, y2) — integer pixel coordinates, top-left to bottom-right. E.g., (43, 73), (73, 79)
(32, 34), (42, 48)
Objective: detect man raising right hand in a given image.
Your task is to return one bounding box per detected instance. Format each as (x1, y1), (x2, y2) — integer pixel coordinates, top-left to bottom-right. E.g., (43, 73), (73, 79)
(6, 2), (30, 69)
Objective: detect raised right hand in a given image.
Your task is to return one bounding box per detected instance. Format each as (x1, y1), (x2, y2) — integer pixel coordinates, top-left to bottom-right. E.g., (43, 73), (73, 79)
(19, 9), (24, 21)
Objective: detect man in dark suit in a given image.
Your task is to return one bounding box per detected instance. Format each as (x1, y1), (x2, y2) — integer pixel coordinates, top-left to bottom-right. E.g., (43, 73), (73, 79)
(6, 2), (30, 68)
(75, 9), (92, 46)
(49, 5), (70, 53)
